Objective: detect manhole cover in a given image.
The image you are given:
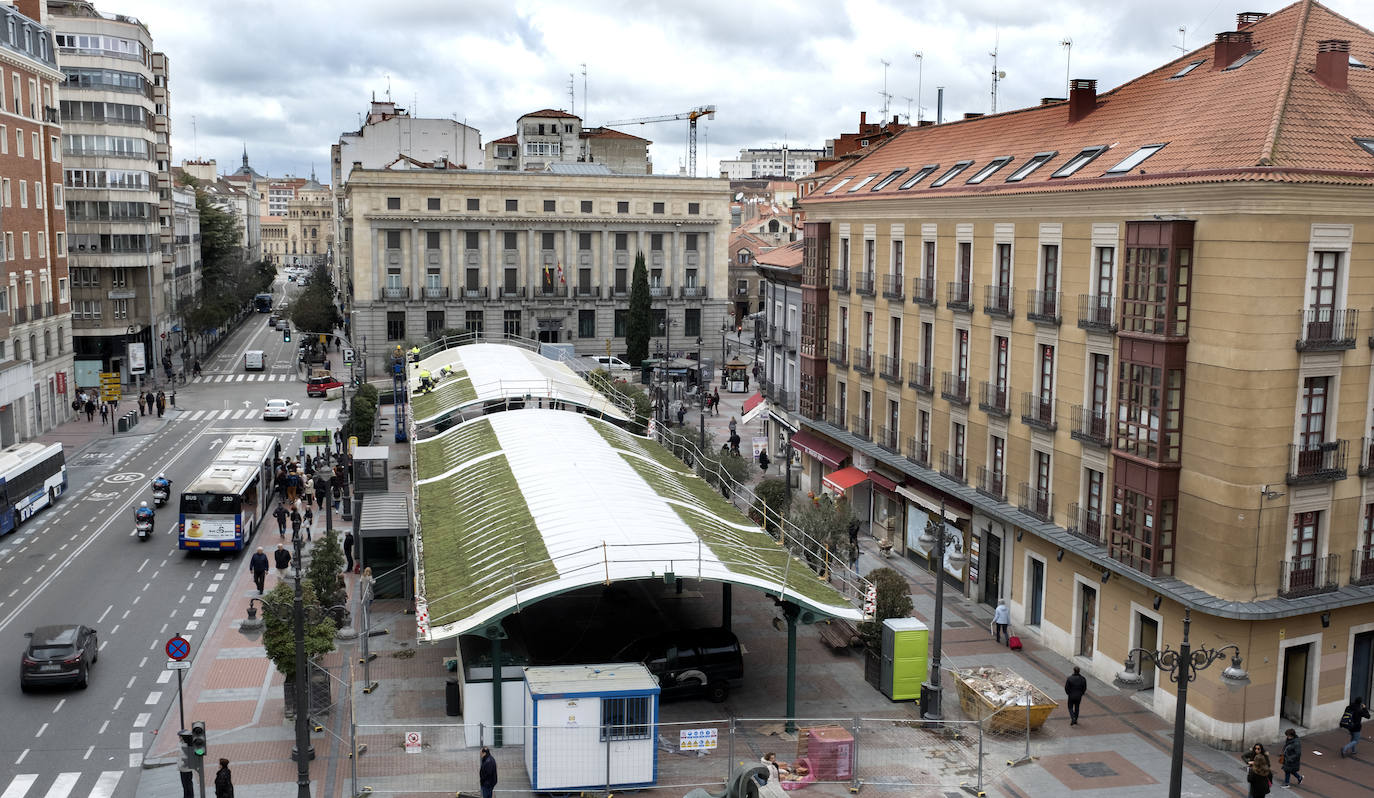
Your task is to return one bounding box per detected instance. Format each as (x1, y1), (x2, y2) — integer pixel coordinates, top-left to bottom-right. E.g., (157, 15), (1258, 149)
(1199, 770), (1240, 786)
(1068, 761), (1119, 778)
(945, 620), (971, 628)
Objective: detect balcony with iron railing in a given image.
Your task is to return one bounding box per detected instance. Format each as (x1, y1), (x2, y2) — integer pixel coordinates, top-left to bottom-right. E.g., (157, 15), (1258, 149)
(1278, 553), (1340, 598)
(768, 324), (780, 344)
(382, 286), (410, 300)
(851, 347), (873, 376)
(850, 414), (872, 441)
(500, 286), (526, 298)
(906, 437), (930, 468)
(978, 381), (1010, 417)
(875, 424), (900, 453)
(1021, 393), (1058, 432)
(1293, 308), (1357, 351)
(12, 306), (28, 324)
(829, 341), (848, 367)
(878, 354), (902, 383)
(681, 285), (706, 299)
(1286, 440), (1348, 484)
(946, 281), (973, 313)
(911, 277), (937, 307)
(855, 272), (876, 297)
(908, 362), (933, 394)
(940, 452), (966, 483)
(1361, 436), (1374, 477)
(1027, 290), (1062, 325)
(1066, 503), (1104, 545)
(976, 466), (1006, 501)
(1070, 405), (1110, 447)
(982, 284), (1013, 318)
(1352, 546), (1374, 587)
(462, 286), (489, 299)
(1018, 483), (1054, 523)
(573, 285), (600, 298)
(781, 330), (795, 351)
(536, 284), (568, 297)
(832, 269), (850, 292)
(827, 405), (847, 429)
(882, 274), (904, 300)
(649, 286), (670, 298)
(612, 285), (629, 298)
(1077, 294), (1117, 334)
(941, 372), (970, 406)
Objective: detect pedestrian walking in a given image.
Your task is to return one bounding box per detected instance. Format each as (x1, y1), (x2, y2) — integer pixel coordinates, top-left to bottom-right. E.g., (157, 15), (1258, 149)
(289, 508), (302, 540)
(99, 403), (108, 424)
(478, 746), (498, 798)
(1340, 696), (1369, 757)
(86, 400), (96, 422)
(728, 416), (737, 435)
(213, 758), (234, 798)
(728, 431), (741, 455)
(712, 387), (720, 416)
(274, 504), (288, 536)
(992, 599), (1011, 645)
(344, 531), (356, 572)
(286, 471), (299, 503)
(1279, 728), (1303, 788)
(274, 543), (292, 582)
(249, 546), (270, 594)
(303, 507), (314, 541)
(332, 482), (342, 511)
(758, 450), (770, 472)
(156, 390), (166, 417)
(1246, 757), (1271, 797)
(1064, 666), (1087, 725)
(137, 394), (146, 416)
(676, 402), (686, 426)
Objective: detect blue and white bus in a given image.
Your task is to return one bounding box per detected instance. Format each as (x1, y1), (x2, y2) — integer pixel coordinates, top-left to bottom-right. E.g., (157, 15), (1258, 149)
(178, 434), (277, 552)
(0, 442), (67, 534)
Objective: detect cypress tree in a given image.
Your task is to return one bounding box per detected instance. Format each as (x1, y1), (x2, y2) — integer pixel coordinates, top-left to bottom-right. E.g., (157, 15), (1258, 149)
(625, 251), (651, 366)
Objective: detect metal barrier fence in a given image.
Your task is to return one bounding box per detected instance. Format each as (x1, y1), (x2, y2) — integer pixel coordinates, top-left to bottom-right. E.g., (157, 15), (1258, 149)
(350, 715), (1022, 796)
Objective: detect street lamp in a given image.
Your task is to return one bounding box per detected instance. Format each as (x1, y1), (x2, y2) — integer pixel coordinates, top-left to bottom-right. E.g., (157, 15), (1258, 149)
(696, 337), (705, 449)
(917, 502), (966, 720)
(1114, 608), (1249, 798)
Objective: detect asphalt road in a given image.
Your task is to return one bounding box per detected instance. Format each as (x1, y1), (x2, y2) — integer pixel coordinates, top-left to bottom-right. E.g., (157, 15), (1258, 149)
(0, 277), (344, 798)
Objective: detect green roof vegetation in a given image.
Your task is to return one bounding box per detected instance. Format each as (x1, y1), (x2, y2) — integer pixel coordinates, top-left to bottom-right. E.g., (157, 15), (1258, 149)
(412, 370), (476, 421)
(414, 418), (500, 480)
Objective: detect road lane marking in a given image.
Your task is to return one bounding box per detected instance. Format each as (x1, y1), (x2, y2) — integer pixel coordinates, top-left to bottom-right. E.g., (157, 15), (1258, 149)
(33, 723), (46, 738)
(52, 699), (64, 714)
(97, 720), (108, 734)
(156, 670), (172, 684)
(89, 772), (122, 798)
(128, 732), (142, 750)
(138, 656), (147, 667)
(2, 773), (35, 794)
(125, 676), (136, 689)
(96, 604), (113, 623)
(42, 772), (79, 798)
(83, 745), (94, 760)
(133, 712), (150, 727)
(145, 691), (162, 705)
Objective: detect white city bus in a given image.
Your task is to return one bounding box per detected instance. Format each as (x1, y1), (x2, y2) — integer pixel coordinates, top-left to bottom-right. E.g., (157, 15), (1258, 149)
(178, 434), (277, 552)
(0, 442), (67, 534)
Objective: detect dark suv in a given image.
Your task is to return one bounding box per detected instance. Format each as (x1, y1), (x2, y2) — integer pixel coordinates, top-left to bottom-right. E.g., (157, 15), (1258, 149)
(619, 628), (743, 702)
(20, 624), (98, 691)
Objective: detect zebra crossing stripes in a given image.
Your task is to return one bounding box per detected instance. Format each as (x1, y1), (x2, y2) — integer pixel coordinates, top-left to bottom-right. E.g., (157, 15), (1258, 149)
(179, 407), (339, 421)
(0, 771), (121, 798)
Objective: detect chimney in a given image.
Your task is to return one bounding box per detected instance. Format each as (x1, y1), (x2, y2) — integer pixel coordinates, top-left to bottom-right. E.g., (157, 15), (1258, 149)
(1212, 30), (1253, 70)
(1315, 40), (1351, 90)
(1236, 11), (1266, 29)
(963, 112), (984, 120)
(1041, 97), (1067, 106)
(12, 0), (44, 24)
(1068, 79), (1097, 123)
(859, 111), (867, 127)
(917, 120), (935, 127)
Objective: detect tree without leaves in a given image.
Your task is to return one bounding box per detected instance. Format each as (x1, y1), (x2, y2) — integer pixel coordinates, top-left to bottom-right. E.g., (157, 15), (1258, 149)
(625, 251), (651, 366)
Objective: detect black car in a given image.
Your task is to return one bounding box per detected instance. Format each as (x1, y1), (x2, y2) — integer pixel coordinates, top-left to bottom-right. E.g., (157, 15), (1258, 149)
(618, 627), (743, 702)
(20, 624), (98, 691)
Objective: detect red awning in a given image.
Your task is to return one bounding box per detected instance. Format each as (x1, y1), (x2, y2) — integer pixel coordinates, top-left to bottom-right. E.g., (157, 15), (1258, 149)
(790, 430), (847, 468)
(824, 466), (870, 494)
(869, 471), (899, 493)
(742, 391), (765, 415)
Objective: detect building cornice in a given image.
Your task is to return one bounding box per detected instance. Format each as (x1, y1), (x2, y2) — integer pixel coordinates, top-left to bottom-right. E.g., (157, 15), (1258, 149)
(358, 213), (726, 229)
(0, 48), (63, 81)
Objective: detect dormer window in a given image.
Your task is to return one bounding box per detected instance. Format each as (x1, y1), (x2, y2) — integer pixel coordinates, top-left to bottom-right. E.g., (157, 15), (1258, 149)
(898, 164), (939, 189)
(966, 156), (1013, 184)
(872, 168), (908, 191)
(931, 161), (974, 187)
(824, 177), (853, 194)
(1105, 143), (1167, 174)
(1051, 146), (1107, 177)
(848, 173), (879, 192)
(1224, 50), (1262, 70)
(1355, 137), (1374, 156)
(1170, 60), (1205, 79)
(1006, 151), (1057, 182)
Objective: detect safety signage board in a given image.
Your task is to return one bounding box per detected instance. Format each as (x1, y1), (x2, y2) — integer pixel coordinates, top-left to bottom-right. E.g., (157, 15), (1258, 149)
(302, 429), (330, 446)
(166, 635), (190, 660)
(404, 731), (422, 753)
(166, 660), (191, 670)
(343, 348), (354, 366)
(679, 728), (718, 751)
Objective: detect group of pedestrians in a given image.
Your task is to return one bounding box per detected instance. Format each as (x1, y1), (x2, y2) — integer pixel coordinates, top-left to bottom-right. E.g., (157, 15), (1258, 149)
(136, 389), (170, 418)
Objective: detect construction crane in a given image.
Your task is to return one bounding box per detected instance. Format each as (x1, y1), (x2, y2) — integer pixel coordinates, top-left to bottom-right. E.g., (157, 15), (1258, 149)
(605, 105), (716, 177)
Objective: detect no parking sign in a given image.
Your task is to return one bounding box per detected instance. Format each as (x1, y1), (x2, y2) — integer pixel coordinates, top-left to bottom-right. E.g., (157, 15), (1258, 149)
(405, 731), (422, 753)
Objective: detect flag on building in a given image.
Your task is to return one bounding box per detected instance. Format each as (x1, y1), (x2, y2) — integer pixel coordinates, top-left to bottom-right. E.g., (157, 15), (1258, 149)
(556, 261), (566, 284)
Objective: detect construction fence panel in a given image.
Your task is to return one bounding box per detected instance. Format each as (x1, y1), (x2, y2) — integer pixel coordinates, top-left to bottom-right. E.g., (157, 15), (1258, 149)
(853, 717), (984, 793)
(353, 723), (477, 796)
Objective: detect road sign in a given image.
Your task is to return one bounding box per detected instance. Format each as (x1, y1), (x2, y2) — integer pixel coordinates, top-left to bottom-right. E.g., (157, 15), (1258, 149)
(99, 371), (122, 401)
(166, 660), (191, 670)
(342, 348), (354, 367)
(302, 429), (330, 446)
(166, 635), (190, 661)
(404, 731), (422, 753)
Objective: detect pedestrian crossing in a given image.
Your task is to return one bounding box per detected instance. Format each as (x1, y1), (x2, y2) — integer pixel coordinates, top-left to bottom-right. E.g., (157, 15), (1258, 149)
(0, 770), (122, 798)
(192, 373), (299, 382)
(179, 407), (339, 421)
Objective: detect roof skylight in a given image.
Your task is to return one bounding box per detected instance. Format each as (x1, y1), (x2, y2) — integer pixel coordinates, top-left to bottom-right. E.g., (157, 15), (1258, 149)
(1170, 60), (1205, 79)
(1356, 137), (1374, 157)
(871, 168), (909, 191)
(898, 165), (939, 189)
(848, 173), (879, 192)
(966, 156), (1013, 184)
(1006, 151), (1058, 182)
(1352, 55), (1368, 69)
(931, 160), (974, 187)
(1051, 146), (1107, 178)
(1105, 143), (1167, 174)
(1224, 50), (1262, 70)
(823, 177), (852, 194)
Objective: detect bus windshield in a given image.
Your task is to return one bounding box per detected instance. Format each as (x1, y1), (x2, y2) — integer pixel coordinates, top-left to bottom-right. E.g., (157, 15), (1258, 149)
(254, 293), (273, 312)
(179, 493), (241, 515)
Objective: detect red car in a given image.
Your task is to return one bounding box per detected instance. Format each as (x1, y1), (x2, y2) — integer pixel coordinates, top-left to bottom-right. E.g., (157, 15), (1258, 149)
(306, 376), (342, 397)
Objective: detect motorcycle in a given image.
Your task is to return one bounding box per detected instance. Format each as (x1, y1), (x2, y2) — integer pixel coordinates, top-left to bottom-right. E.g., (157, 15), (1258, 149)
(152, 486), (168, 507)
(135, 518), (153, 541)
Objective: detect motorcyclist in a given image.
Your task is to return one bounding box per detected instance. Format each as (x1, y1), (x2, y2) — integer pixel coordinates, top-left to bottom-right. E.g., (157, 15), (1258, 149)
(135, 501), (154, 524)
(152, 474), (171, 493)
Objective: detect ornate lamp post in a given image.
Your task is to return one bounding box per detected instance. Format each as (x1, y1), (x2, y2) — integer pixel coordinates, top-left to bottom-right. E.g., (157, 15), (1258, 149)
(916, 502), (966, 720)
(1114, 608), (1249, 798)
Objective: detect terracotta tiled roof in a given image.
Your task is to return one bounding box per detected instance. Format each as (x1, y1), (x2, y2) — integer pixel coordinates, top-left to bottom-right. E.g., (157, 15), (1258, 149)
(522, 109), (579, 119)
(580, 126), (649, 141)
(756, 240), (804, 269)
(489, 134), (517, 145)
(806, 0), (1374, 205)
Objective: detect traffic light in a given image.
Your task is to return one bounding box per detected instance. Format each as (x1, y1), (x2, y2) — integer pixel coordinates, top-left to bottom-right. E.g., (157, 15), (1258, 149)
(190, 720), (207, 758)
(283, 328), (291, 343)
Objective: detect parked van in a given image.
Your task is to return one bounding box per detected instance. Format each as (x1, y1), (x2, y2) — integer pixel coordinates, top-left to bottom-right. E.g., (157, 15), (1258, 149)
(616, 627), (743, 702)
(244, 350), (265, 371)
(591, 355), (632, 372)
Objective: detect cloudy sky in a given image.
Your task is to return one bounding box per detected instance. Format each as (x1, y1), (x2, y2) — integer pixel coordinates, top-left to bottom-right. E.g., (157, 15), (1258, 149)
(67, 0), (1368, 182)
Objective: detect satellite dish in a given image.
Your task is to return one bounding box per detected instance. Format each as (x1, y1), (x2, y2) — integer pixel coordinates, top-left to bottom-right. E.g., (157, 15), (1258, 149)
(735, 192), (744, 200)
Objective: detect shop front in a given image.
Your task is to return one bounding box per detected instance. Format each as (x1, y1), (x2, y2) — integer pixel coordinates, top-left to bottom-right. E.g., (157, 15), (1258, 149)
(897, 482), (971, 593)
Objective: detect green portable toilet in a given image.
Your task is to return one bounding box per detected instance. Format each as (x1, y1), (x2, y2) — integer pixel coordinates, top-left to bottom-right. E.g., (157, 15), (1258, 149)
(881, 617), (929, 701)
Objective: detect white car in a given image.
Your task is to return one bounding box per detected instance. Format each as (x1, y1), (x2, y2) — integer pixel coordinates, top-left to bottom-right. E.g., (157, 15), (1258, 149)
(591, 355), (632, 372)
(262, 399), (297, 421)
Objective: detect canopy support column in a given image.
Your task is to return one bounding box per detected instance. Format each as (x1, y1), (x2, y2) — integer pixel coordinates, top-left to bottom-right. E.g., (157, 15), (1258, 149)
(721, 583), (732, 631)
(783, 601), (799, 734)
(486, 624), (506, 748)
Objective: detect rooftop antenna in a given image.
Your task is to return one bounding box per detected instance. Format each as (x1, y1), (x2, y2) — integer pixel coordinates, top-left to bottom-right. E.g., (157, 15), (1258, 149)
(914, 51), (924, 122)
(902, 96), (914, 123)
(568, 73), (576, 117)
(990, 35), (1006, 113)
(880, 58), (891, 119)
(191, 114), (198, 159)
(385, 74), (391, 102)
(581, 63), (588, 122)
(1060, 38), (1073, 94)
(1172, 26), (1187, 54)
